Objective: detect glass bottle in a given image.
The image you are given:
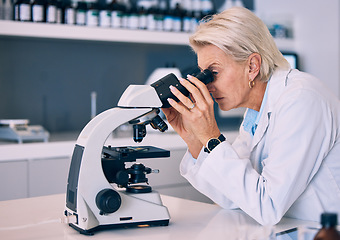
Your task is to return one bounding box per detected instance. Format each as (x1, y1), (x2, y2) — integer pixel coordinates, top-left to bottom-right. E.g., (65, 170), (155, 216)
(86, 1), (99, 27)
(162, 1), (172, 31)
(4, 0), (13, 20)
(314, 213), (340, 240)
(63, 0), (75, 24)
(172, 3), (182, 32)
(109, 0), (123, 28)
(99, 0), (111, 27)
(31, 0), (45, 22)
(146, 5), (156, 31)
(0, 0), (3, 20)
(127, 4), (138, 29)
(75, 1), (87, 25)
(46, 0), (57, 23)
(138, 5), (147, 30)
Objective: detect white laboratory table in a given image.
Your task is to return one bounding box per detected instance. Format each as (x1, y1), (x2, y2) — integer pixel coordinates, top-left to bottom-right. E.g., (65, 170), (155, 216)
(0, 193), (313, 240)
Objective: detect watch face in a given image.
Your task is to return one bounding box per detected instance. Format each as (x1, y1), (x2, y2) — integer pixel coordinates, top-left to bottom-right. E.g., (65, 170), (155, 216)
(207, 139), (220, 151)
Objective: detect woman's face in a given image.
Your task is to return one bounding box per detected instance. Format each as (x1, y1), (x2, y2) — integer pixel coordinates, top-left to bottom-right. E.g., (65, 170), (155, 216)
(196, 44), (251, 111)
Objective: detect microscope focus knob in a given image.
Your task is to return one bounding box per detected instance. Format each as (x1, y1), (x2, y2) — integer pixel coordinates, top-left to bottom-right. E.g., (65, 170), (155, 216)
(96, 189), (121, 214)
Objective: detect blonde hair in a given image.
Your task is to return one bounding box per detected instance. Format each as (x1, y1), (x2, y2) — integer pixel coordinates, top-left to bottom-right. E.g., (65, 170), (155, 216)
(189, 7), (290, 82)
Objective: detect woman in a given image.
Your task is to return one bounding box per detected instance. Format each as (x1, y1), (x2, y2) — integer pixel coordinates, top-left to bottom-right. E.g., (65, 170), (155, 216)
(162, 7), (340, 226)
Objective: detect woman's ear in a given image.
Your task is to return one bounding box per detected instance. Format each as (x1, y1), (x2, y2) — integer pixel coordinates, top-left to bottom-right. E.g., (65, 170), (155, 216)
(248, 53), (261, 80)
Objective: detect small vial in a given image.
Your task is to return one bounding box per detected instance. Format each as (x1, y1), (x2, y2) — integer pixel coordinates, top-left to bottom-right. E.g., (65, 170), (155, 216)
(46, 0), (58, 23)
(76, 1), (87, 26)
(87, 2), (99, 27)
(64, 0), (75, 24)
(127, 5), (138, 29)
(138, 6), (147, 30)
(3, 0), (13, 20)
(146, 6), (157, 31)
(99, 2), (111, 27)
(109, 0), (124, 28)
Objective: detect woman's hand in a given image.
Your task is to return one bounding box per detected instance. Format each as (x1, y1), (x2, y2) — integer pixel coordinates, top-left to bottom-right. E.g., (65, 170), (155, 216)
(162, 75), (221, 158)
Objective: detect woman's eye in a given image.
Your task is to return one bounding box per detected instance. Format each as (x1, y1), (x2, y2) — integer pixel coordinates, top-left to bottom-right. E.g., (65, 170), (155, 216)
(211, 71), (218, 79)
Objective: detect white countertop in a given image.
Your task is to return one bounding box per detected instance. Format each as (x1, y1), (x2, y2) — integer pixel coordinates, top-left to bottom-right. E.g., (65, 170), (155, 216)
(0, 131), (239, 162)
(0, 194), (312, 240)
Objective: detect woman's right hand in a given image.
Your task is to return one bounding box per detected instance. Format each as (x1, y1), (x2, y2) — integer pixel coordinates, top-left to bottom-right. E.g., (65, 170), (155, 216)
(162, 106), (203, 158)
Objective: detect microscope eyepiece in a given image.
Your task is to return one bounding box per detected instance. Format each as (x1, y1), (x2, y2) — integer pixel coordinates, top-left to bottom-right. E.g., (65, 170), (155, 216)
(151, 69), (214, 108)
(195, 69), (214, 85)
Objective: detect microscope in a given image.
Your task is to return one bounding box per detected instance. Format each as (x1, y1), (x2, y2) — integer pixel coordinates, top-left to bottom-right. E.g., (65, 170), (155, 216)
(64, 70), (213, 235)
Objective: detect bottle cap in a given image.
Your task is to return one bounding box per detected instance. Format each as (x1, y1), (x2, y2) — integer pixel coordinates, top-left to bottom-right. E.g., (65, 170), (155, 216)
(321, 213), (338, 227)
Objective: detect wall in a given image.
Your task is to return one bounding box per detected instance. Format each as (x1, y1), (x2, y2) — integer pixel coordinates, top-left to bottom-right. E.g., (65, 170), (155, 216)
(0, 37), (196, 132)
(254, 0), (340, 97)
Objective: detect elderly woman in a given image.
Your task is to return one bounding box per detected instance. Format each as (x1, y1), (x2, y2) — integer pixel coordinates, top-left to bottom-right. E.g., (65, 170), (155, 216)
(162, 7), (340, 226)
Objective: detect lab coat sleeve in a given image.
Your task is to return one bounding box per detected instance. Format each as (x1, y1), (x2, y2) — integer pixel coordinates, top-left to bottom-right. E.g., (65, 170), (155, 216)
(180, 144), (241, 210)
(180, 88), (333, 225)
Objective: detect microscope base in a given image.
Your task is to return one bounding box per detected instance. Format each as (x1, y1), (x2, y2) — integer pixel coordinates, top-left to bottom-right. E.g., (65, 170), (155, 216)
(69, 219), (169, 235)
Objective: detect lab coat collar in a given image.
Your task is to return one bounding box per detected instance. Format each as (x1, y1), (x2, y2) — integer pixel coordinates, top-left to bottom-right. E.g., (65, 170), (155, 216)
(250, 68), (293, 150)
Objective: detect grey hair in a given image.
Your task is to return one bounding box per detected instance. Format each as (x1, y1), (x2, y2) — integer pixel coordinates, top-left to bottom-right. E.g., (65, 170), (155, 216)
(189, 7), (290, 82)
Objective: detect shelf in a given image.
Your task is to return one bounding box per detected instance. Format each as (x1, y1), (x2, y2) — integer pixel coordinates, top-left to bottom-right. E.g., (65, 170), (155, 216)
(0, 20), (190, 45)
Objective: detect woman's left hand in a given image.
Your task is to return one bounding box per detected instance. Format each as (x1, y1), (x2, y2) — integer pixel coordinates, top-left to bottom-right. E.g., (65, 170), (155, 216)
(167, 74), (221, 151)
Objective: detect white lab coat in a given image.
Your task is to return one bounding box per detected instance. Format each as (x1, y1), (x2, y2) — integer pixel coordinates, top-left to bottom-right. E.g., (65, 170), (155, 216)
(180, 69), (340, 225)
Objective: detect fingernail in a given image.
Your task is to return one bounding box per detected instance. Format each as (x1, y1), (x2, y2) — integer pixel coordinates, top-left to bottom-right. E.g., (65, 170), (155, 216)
(167, 98), (174, 104)
(169, 85), (175, 91)
(187, 74), (194, 79)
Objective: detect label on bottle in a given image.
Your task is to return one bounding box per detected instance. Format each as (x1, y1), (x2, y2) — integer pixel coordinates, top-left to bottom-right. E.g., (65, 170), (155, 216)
(173, 17), (181, 32)
(163, 15), (173, 31)
(146, 14), (156, 31)
(20, 4), (31, 21)
(47, 5), (57, 23)
(87, 9), (99, 26)
(183, 16), (191, 32)
(57, 8), (62, 23)
(99, 10), (111, 27)
(128, 14), (139, 29)
(111, 10), (122, 28)
(32, 5), (43, 22)
(65, 8), (75, 24)
(139, 14), (147, 29)
(155, 14), (163, 31)
(76, 10), (86, 25)
(190, 17), (198, 32)
(32, 5), (44, 22)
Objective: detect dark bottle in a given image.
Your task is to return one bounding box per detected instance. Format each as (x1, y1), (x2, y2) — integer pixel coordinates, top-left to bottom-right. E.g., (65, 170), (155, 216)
(109, 0), (124, 28)
(63, 0), (75, 24)
(46, 0), (57, 23)
(31, 0), (46, 22)
(172, 3), (182, 32)
(86, 1), (99, 27)
(98, 1), (111, 28)
(75, 1), (87, 25)
(15, 0), (31, 21)
(314, 213), (340, 240)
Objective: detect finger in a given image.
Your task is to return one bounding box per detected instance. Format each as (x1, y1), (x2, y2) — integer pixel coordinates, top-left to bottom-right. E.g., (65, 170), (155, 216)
(169, 85), (195, 110)
(167, 98), (190, 114)
(178, 78), (207, 106)
(186, 75), (213, 103)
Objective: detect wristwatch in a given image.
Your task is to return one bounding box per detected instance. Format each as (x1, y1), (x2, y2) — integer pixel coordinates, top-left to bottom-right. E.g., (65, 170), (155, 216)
(204, 134), (226, 153)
